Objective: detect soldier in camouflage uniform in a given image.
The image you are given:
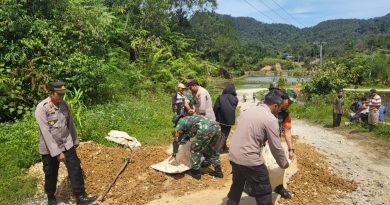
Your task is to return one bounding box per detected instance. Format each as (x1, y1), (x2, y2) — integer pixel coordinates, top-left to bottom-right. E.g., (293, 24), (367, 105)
(172, 114), (223, 180)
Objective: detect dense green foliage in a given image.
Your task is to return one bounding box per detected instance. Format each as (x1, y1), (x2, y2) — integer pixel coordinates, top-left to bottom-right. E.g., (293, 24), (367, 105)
(0, 0), (218, 122)
(302, 51), (390, 98)
(1, 0), (389, 121)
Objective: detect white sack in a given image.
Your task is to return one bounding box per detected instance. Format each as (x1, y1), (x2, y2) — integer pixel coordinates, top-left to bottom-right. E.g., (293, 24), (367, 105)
(106, 130), (142, 151)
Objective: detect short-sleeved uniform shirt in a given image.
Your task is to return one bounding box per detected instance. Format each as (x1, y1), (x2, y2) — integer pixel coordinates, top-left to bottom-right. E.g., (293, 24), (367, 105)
(35, 97), (79, 157)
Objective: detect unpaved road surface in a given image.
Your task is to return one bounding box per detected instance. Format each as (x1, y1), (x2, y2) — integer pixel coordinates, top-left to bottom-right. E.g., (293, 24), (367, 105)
(293, 120), (390, 205)
(26, 88), (390, 205)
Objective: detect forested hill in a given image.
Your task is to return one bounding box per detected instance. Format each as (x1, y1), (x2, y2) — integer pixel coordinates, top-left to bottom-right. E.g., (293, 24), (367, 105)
(222, 15), (302, 50)
(221, 13), (390, 52)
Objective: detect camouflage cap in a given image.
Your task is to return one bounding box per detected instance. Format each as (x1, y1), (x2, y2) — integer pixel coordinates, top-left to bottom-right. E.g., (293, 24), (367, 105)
(286, 89), (297, 102)
(172, 114), (184, 127)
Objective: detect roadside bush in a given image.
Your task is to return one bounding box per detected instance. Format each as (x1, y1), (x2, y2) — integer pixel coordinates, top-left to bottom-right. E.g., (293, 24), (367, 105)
(302, 61), (355, 98)
(278, 77), (288, 88)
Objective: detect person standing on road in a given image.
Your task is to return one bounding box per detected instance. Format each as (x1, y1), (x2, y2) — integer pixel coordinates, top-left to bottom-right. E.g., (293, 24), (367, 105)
(253, 92), (256, 102)
(333, 89), (344, 127)
(35, 82), (96, 205)
(243, 94), (247, 102)
(226, 91), (289, 205)
(187, 79), (216, 121)
(171, 114), (223, 180)
(213, 83), (238, 153)
(368, 89), (381, 131)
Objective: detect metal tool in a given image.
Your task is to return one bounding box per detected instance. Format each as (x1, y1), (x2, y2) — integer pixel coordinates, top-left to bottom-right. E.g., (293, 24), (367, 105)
(168, 156), (180, 166)
(98, 156), (131, 201)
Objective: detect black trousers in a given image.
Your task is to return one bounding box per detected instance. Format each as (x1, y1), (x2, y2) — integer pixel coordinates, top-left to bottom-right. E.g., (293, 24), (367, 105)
(333, 113), (342, 127)
(227, 161), (272, 205)
(42, 147), (85, 197)
(221, 125), (232, 148)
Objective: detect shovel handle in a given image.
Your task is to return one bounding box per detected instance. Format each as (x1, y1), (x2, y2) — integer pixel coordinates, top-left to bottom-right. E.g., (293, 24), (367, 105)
(98, 157), (131, 201)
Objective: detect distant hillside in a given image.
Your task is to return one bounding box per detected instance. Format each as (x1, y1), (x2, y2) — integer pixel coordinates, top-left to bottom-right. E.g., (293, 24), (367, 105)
(221, 13), (390, 54)
(222, 16), (302, 50)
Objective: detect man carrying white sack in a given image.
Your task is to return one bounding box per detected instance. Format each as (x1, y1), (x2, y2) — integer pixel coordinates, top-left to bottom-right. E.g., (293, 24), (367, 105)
(226, 91), (289, 205)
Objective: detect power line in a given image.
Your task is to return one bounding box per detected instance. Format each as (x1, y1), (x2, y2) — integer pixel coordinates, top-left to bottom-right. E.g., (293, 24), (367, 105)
(269, 0), (305, 27)
(256, 0), (294, 25)
(242, 0), (273, 23)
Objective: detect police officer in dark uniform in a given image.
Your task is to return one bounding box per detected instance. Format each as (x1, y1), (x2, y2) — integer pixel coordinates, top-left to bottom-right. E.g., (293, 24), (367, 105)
(35, 82), (96, 205)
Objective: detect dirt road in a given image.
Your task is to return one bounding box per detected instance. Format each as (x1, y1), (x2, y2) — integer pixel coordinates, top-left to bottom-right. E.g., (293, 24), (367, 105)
(27, 88), (390, 205)
(293, 119), (390, 205)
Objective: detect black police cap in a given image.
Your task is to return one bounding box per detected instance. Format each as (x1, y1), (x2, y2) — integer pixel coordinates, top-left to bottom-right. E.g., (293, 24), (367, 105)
(49, 81), (67, 94)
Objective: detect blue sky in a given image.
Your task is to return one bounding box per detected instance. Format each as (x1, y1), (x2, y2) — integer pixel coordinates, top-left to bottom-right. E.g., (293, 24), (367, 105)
(216, 0), (390, 28)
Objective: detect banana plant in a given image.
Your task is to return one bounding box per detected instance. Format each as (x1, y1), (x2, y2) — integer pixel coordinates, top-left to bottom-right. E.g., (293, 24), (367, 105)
(64, 88), (86, 128)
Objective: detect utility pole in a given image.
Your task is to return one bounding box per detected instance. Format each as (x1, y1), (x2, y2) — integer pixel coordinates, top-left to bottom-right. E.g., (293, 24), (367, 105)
(314, 42), (327, 66)
(369, 45), (374, 81)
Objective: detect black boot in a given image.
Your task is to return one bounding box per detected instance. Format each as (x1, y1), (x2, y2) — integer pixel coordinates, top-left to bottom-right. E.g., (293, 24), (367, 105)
(47, 196), (57, 205)
(188, 169), (201, 180)
(201, 159), (211, 168)
(274, 184), (292, 199)
(76, 193), (97, 205)
(221, 145), (229, 153)
(209, 165), (224, 178)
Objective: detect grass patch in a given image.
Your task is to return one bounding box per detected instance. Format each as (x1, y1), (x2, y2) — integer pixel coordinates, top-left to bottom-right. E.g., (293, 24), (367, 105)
(375, 123), (390, 140)
(79, 93), (173, 146)
(0, 116), (40, 205)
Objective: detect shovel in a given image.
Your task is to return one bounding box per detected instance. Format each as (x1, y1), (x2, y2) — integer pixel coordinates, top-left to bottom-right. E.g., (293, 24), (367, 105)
(168, 155), (180, 166)
(98, 156), (132, 202)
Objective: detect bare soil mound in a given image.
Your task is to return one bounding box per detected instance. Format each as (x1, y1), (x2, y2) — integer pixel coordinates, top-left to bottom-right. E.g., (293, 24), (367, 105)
(29, 142), (231, 205)
(279, 143), (358, 205)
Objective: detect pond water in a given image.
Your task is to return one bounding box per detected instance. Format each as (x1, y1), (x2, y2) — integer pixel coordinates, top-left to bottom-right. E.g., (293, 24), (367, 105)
(244, 76), (310, 83)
